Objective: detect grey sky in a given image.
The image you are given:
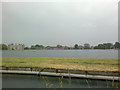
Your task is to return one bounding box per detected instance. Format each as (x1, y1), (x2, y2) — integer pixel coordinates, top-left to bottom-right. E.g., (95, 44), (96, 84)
(2, 1), (118, 47)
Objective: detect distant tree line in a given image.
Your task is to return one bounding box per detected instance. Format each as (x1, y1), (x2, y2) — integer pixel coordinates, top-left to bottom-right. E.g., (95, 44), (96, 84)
(1, 42), (120, 50)
(24, 42), (120, 50)
(94, 42), (120, 49)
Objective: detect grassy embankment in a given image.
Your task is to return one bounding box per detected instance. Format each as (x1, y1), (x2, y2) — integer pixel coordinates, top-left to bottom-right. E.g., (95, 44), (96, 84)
(0, 57), (118, 72)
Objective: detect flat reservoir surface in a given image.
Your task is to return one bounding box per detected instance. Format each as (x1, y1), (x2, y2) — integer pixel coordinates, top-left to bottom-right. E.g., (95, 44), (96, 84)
(2, 50), (118, 58)
(2, 74), (119, 88)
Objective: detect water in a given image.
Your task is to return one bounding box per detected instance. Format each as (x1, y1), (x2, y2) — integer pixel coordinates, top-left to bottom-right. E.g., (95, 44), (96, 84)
(2, 74), (119, 88)
(2, 50), (118, 58)
(1, 50), (119, 88)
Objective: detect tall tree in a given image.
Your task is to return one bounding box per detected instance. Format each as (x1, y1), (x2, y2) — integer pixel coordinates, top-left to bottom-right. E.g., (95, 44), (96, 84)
(56, 45), (63, 49)
(24, 47), (29, 50)
(103, 43), (113, 49)
(114, 42), (120, 49)
(31, 45), (35, 49)
(74, 44), (79, 49)
(1, 44), (8, 50)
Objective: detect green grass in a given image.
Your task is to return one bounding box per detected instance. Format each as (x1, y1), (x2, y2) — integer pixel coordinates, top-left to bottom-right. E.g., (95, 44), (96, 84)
(1, 57), (119, 72)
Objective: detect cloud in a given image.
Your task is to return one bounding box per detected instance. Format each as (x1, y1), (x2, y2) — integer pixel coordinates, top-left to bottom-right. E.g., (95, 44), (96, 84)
(2, 1), (118, 46)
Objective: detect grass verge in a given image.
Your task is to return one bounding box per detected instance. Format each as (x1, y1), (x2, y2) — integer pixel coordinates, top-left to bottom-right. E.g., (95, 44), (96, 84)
(1, 57), (118, 72)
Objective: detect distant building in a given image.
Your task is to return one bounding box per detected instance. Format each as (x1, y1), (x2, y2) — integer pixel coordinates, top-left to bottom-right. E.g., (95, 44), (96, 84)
(84, 43), (90, 49)
(45, 46), (53, 49)
(8, 44), (25, 50)
(79, 45), (84, 49)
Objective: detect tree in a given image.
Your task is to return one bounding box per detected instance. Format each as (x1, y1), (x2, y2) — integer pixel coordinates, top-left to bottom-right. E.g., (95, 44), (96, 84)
(39, 45), (44, 49)
(24, 47), (29, 50)
(0, 44), (2, 50)
(31, 44), (44, 49)
(97, 44), (105, 49)
(103, 43), (113, 49)
(64, 46), (70, 50)
(31, 45), (35, 49)
(74, 44), (79, 49)
(56, 45), (63, 49)
(114, 42), (120, 49)
(94, 43), (113, 49)
(94, 46), (98, 49)
(35, 44), (40, 47)
(1, 44), (8, 50)
(35, 44), (40, 49)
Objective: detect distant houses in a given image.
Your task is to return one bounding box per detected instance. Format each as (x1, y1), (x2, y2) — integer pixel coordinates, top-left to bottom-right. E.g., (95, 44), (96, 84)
(84, 43), (90, 49)
(8, 44), (25, 50)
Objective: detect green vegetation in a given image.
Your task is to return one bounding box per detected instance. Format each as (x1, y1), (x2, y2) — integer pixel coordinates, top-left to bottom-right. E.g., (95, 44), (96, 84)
(1, 42), (120, 50)
(1, 57), (118, 72)
(114, 42), (120, 49)
(41, 76), (119, 88)
(0, 44), (8, 50)
(25, 42), (120, 50)
(74, 44), (79, 49)
(94, 42), (120, 49)
(94, 43), (114, 49)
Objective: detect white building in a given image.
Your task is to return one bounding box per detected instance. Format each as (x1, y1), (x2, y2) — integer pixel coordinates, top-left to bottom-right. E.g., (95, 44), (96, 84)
(8, 44), (25, 50)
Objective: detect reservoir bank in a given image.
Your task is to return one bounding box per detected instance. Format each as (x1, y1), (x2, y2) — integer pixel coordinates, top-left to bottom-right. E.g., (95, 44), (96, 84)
(1, 67), (120, 81)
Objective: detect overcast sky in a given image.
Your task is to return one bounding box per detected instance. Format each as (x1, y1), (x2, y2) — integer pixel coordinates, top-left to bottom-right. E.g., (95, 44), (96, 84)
(2, 0), (118, 47)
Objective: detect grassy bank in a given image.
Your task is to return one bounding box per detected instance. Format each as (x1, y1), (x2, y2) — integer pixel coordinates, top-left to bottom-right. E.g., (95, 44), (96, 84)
(1, 57), (118, 72)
